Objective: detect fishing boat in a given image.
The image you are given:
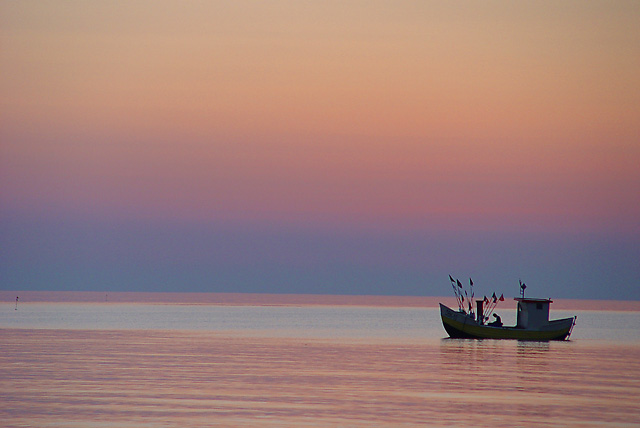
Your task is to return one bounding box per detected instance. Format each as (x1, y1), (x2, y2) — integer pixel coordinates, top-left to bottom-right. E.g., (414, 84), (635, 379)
(440, 277), (576, 340)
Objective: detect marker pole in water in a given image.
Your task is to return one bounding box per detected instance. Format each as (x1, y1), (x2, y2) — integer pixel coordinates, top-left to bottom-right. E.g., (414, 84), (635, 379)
(15, 296), (19, 310)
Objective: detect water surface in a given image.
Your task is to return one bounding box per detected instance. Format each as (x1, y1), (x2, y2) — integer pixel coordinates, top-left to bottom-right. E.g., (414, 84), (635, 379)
(1, 294), (639, 427)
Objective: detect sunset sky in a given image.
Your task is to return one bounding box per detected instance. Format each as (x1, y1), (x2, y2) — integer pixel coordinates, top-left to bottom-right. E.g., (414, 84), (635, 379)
(2, 1), (639, 299)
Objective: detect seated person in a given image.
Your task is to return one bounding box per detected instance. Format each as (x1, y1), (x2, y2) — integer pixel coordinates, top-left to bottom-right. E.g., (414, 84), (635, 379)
(488, 313), (503, 327)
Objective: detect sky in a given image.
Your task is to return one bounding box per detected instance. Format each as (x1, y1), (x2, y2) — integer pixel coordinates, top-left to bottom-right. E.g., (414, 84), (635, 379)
(1, 1), (639, 300)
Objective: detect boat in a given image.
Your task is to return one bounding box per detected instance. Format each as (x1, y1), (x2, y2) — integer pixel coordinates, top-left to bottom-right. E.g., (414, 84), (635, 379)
(440, 277), (576, 340)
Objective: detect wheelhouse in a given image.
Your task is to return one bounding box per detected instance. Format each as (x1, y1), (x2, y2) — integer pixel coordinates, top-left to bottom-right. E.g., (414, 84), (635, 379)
(515, 298), (552, 329)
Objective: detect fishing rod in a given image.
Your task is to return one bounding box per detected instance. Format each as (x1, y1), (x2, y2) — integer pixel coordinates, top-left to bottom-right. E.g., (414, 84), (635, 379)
(485, 293), (505, 321)
(449, 275), (464, 311)
(481, 296), (489, 324)
(485, 293), (497, 320)
(469, 278), (475, 318)
(457, 278), (468, 313)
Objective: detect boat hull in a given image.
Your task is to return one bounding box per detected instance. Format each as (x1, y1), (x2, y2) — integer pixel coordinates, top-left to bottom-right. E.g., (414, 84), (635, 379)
(440, 303), (575, 341)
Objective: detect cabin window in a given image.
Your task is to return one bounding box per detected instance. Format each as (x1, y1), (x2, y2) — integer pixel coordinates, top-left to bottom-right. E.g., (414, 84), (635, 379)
(536, 303), (543, 310)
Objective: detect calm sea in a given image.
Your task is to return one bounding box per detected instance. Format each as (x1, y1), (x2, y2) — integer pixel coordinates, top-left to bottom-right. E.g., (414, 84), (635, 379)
(1, 292), (639, 427)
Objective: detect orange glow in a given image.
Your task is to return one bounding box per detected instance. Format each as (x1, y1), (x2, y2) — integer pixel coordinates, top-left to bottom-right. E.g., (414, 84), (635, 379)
(1, 2), (639, 232)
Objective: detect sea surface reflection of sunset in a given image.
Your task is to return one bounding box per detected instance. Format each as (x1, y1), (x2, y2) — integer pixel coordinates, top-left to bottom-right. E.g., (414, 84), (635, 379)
(1, 294), (639, 427)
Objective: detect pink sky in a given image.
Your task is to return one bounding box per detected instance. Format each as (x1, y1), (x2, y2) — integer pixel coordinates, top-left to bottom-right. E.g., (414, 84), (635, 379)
(1, 2), (638, 298)
(2, 1), (638, 233)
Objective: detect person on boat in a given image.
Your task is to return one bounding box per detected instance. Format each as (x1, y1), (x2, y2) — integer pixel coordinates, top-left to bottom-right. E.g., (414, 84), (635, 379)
(488, 313), (502, 327)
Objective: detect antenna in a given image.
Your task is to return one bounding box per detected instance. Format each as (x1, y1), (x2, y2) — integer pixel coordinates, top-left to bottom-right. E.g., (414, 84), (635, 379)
(519, 280), (526, 298)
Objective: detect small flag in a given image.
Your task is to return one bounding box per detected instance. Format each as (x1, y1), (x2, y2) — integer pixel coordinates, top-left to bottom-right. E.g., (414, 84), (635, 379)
(483, 296), (488, 303)
(469, 278), (473, 286)
(449, 275), (455, 283)
(499, 294), (504, 301)
(457, 279), (462, 288)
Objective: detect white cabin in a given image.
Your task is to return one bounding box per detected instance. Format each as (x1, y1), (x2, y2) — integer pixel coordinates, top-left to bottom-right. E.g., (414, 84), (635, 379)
(515, 298), (552, 329)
